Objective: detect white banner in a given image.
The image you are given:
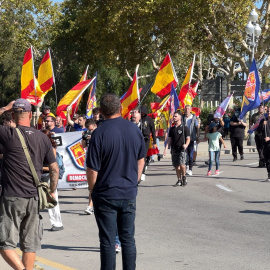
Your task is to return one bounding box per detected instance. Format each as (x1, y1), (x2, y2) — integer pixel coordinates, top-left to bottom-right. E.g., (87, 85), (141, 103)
(53, 132), (88, 189)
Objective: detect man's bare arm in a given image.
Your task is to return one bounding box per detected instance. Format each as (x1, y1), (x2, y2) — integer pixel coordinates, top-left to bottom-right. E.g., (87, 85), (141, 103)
(49, 162), (59, 193)
(0, 101), (15, 116)
(137, 158), (145, 182)
(87, 168), (98, 191)
(66, 106), (74, 127)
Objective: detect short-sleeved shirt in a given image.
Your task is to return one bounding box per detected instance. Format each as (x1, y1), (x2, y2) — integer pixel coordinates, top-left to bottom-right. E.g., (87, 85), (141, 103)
(51, 126), (65, 133)
(207, 132), (222, 151)
(230, 116), (246, 138)
(168, 124), (190, 152)
(86, 117), (145, 200)
(0, 125), (56, 197)
(73, 123), (87, 131)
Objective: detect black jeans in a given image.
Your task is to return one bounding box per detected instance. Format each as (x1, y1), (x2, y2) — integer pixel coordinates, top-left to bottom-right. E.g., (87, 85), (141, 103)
(142, 139), (150, 174)
(255, 134), (264, 163)
(263, 143), (270, 177)
(92, 193), (136, 270)
(230, 137), (244, 159)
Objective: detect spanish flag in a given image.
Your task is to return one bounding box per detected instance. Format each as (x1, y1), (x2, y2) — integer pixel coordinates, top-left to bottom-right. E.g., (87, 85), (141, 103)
(150, 95), (170, 113)
(151, 54), (178, 98)
(38, 49), (54, 94)
(178, 55), (195, 108)
(70, 65), (89, 117)
(121, 70), (139, 118)
(56, 78), (95, 116)
(182, 81), (198, 108)
(21, 47), (35, 99)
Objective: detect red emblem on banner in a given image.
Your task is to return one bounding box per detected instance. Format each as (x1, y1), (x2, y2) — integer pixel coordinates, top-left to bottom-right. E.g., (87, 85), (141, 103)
(244, 71), (256, 101)
(67, 139), (86, 170)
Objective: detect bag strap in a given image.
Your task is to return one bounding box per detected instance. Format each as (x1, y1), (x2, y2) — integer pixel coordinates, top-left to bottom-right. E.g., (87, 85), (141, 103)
(15, 128), (40, 187)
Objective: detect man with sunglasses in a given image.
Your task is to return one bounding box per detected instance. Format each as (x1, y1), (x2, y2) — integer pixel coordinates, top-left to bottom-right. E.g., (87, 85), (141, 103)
(45, 116), (64, 133)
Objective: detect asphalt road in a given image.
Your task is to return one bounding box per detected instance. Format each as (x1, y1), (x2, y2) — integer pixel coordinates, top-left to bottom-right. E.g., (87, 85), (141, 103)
(1, 148), (269, 270)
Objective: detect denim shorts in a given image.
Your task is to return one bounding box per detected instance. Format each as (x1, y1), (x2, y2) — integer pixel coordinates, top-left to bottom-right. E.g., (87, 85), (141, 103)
(171, 151), (187, 167)
(0, 196), (43, 252)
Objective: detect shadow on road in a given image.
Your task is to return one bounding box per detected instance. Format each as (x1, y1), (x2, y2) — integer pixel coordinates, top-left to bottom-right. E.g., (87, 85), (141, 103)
(239, 210), (270, 215)
(41, 244), (100, 252)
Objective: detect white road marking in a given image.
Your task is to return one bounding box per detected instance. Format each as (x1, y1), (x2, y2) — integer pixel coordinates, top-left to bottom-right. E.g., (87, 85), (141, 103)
(216, 184), (233, 192)
(247, 162), (259, 165)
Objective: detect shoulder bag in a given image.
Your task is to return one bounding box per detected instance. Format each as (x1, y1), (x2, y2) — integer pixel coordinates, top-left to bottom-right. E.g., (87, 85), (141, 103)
(15, 128), (57, 210)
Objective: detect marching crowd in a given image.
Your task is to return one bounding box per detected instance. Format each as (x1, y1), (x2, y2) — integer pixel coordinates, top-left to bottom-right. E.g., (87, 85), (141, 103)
(0, 95), (269, 270)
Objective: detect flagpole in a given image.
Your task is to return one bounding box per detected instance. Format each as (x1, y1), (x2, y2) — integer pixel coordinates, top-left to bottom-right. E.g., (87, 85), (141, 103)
(48, 48), (57, 106)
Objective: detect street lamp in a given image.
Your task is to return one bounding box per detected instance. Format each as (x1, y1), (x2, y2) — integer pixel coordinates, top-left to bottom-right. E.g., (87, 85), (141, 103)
(245, 8), (261, 146)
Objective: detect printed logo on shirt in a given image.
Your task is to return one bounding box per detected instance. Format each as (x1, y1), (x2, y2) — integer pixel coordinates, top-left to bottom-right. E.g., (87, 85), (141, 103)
(25, 130), (34, 135)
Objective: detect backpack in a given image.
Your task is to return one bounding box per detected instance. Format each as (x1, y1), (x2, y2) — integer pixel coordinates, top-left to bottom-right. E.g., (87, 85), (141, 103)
(56, 152), (65, 179)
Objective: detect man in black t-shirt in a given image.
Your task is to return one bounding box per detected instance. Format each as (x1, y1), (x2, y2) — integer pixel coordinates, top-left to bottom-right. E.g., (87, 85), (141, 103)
(0, 98), (59, 270)
(164, 111), (190, 186)
(230, 109), (247, 161)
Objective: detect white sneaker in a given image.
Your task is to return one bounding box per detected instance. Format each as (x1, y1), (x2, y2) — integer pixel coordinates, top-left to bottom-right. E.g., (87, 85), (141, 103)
(84, 206), (94, 215)
(141, 174), (146, 181)
(186, 170), (193, 176)
(115, 244), (121, 253)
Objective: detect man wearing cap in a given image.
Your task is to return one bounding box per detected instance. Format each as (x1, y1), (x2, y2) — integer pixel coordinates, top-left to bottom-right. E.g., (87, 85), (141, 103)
(66, 106), (87, 131)
(37, 105), (55, 130)
(0, 99), (59, 270)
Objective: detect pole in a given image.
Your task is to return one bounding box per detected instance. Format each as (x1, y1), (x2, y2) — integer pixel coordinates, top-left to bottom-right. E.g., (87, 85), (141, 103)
(247, 32), (256, 146)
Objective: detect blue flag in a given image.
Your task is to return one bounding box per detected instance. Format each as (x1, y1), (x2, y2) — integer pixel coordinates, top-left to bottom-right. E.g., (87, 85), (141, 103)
(169, 83), (180, 127)
(86, 72), (97, 119)
(239, 59), (261, 119)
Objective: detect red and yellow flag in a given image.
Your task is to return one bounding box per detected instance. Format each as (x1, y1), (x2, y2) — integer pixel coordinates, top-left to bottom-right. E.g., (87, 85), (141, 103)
(182, 81), (198, 108)
(178, 56), (196, 108)
(25, 49), (55, 105)
(70, 65), (89, 117)
(21, 47), (35, 99)
(151, 54), (178, 99)
(121, 71), (140, 118)
(56, 78), (95, 116)
(38, 49), (54, 94)
(150, 95), (170, 113)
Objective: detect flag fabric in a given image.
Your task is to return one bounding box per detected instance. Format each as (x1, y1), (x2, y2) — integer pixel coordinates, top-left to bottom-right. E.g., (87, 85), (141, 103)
(26, 49), (55, 105)
(26, 77), (43, 105)
(150, 95), (170, 113)
(37, 49), (54, 94)
(21, 47), (35, 99)
(260, 89), (270, 103)
(56, 78), (95, 116)
(178, 56), (196, 108)
(214, 93), (234, 119)
(169, 83), (180, 127)
(86, 72), (97, 119)
(191, 107), (201, 117)
(71, 66), (89, 117)
(121, 71), (140, 118)
(182, 81), (198, 108)
(151, 54), (178, 98)
(240, 59), (261, 119)
(248, 114), (266, 133)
